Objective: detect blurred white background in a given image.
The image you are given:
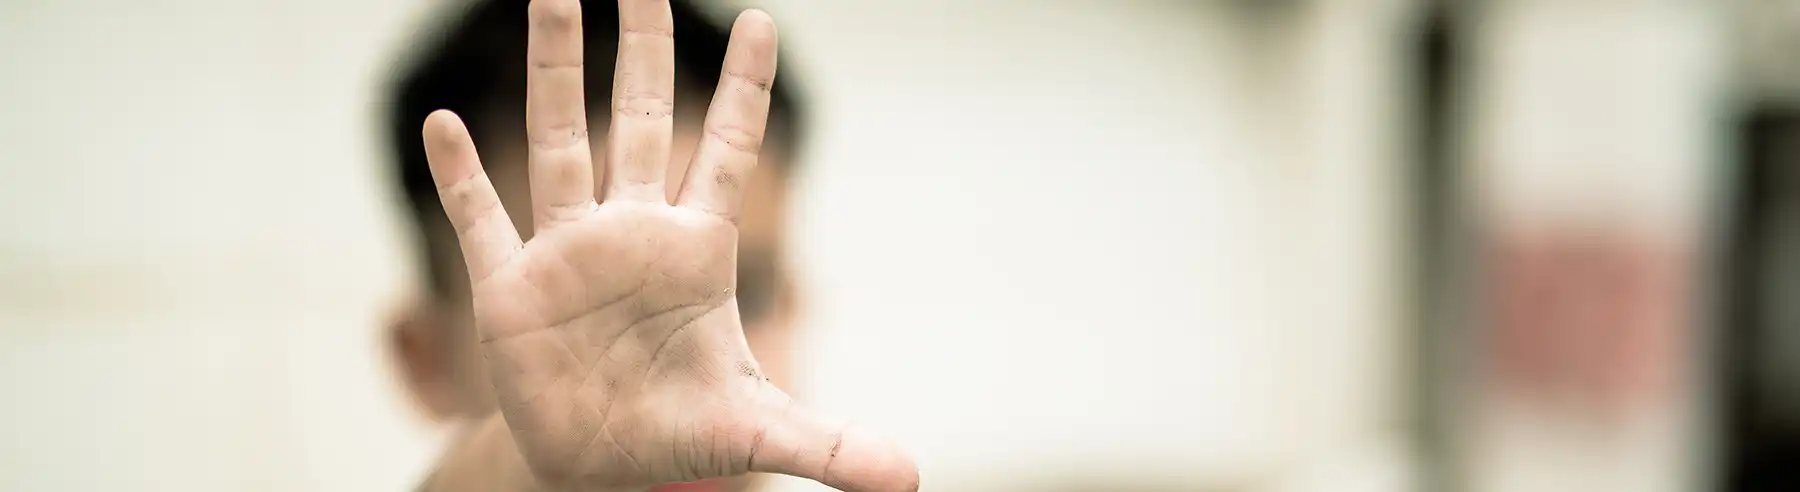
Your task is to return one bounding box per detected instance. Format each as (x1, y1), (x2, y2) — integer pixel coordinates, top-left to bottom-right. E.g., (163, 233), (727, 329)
(0, 1), (1411, 491)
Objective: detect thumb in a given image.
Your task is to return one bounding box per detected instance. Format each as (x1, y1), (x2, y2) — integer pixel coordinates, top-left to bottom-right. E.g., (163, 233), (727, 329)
(745, 393), (919, 492)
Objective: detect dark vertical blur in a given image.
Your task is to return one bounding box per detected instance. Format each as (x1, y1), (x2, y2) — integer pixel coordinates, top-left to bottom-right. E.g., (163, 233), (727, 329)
(1407, 0), (1462, 491)
(1712, 2), (1800, 490)
(1723, 105), (1800, 491)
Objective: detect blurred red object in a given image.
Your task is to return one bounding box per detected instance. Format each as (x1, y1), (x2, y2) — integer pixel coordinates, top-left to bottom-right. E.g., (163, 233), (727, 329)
(1481, 227), (1692, 417)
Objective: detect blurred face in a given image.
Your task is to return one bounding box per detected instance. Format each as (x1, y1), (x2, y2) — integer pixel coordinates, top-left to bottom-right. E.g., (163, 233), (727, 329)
(390, 113), (802, 426)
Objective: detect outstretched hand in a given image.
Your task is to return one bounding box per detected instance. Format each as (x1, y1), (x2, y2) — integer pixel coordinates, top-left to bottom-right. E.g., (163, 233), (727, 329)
(419, 1), (917, 490)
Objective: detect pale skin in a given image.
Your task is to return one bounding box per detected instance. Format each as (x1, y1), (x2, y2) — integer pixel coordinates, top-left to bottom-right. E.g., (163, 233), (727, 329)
(413, 0), (918, 491)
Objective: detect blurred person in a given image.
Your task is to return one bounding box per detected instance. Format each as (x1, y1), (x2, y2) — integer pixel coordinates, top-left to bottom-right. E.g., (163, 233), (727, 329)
(381, 0), (916, 491)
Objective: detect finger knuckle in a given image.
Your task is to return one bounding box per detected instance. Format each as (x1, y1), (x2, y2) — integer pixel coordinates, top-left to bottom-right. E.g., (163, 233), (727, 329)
(612, 91), (675, 119)
(726, 70), (774, 91)
(528, 123), (588, 151)
(706, 125), (763, 154)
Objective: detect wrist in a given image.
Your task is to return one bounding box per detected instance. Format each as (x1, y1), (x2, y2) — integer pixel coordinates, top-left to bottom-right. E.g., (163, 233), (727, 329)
(419, 413), (540, 492)
(464, 414), (653, 492)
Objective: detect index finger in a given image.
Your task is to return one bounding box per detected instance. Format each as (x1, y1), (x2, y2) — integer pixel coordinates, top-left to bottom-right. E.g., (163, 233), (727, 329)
(675, 10), (778, 223)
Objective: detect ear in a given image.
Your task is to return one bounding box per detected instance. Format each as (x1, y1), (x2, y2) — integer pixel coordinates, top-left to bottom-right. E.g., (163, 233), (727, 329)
(386, 302), (468, 422)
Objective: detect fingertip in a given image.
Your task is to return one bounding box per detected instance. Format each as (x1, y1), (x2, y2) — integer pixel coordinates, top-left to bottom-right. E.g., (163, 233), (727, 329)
(423, 110), (482, 185)
(810, 425), (921, 490)
(528, 0), (581, 27)
(826, 427), (920, 492)
(423, 110), (467, 142)
(731, 9), (778, 46)
(892, 442), (921, 492)
(724, 10), (778, 84)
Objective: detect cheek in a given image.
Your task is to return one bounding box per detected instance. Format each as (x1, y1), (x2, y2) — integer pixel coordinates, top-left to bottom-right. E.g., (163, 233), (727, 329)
(743, 319), (798, 391)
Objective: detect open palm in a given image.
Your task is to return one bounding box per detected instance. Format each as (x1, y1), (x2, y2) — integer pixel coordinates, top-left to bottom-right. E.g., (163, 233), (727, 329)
(419, 1), (916, 490)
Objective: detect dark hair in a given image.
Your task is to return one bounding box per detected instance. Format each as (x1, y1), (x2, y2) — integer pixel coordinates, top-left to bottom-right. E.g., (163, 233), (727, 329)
(384, 0), (806, 295)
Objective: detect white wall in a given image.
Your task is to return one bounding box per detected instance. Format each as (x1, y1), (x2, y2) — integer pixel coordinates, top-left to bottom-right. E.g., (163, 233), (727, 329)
(753, 1), (1407, 490)
(0, 1), (1407, 490)
(0, 1), (441, 490)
